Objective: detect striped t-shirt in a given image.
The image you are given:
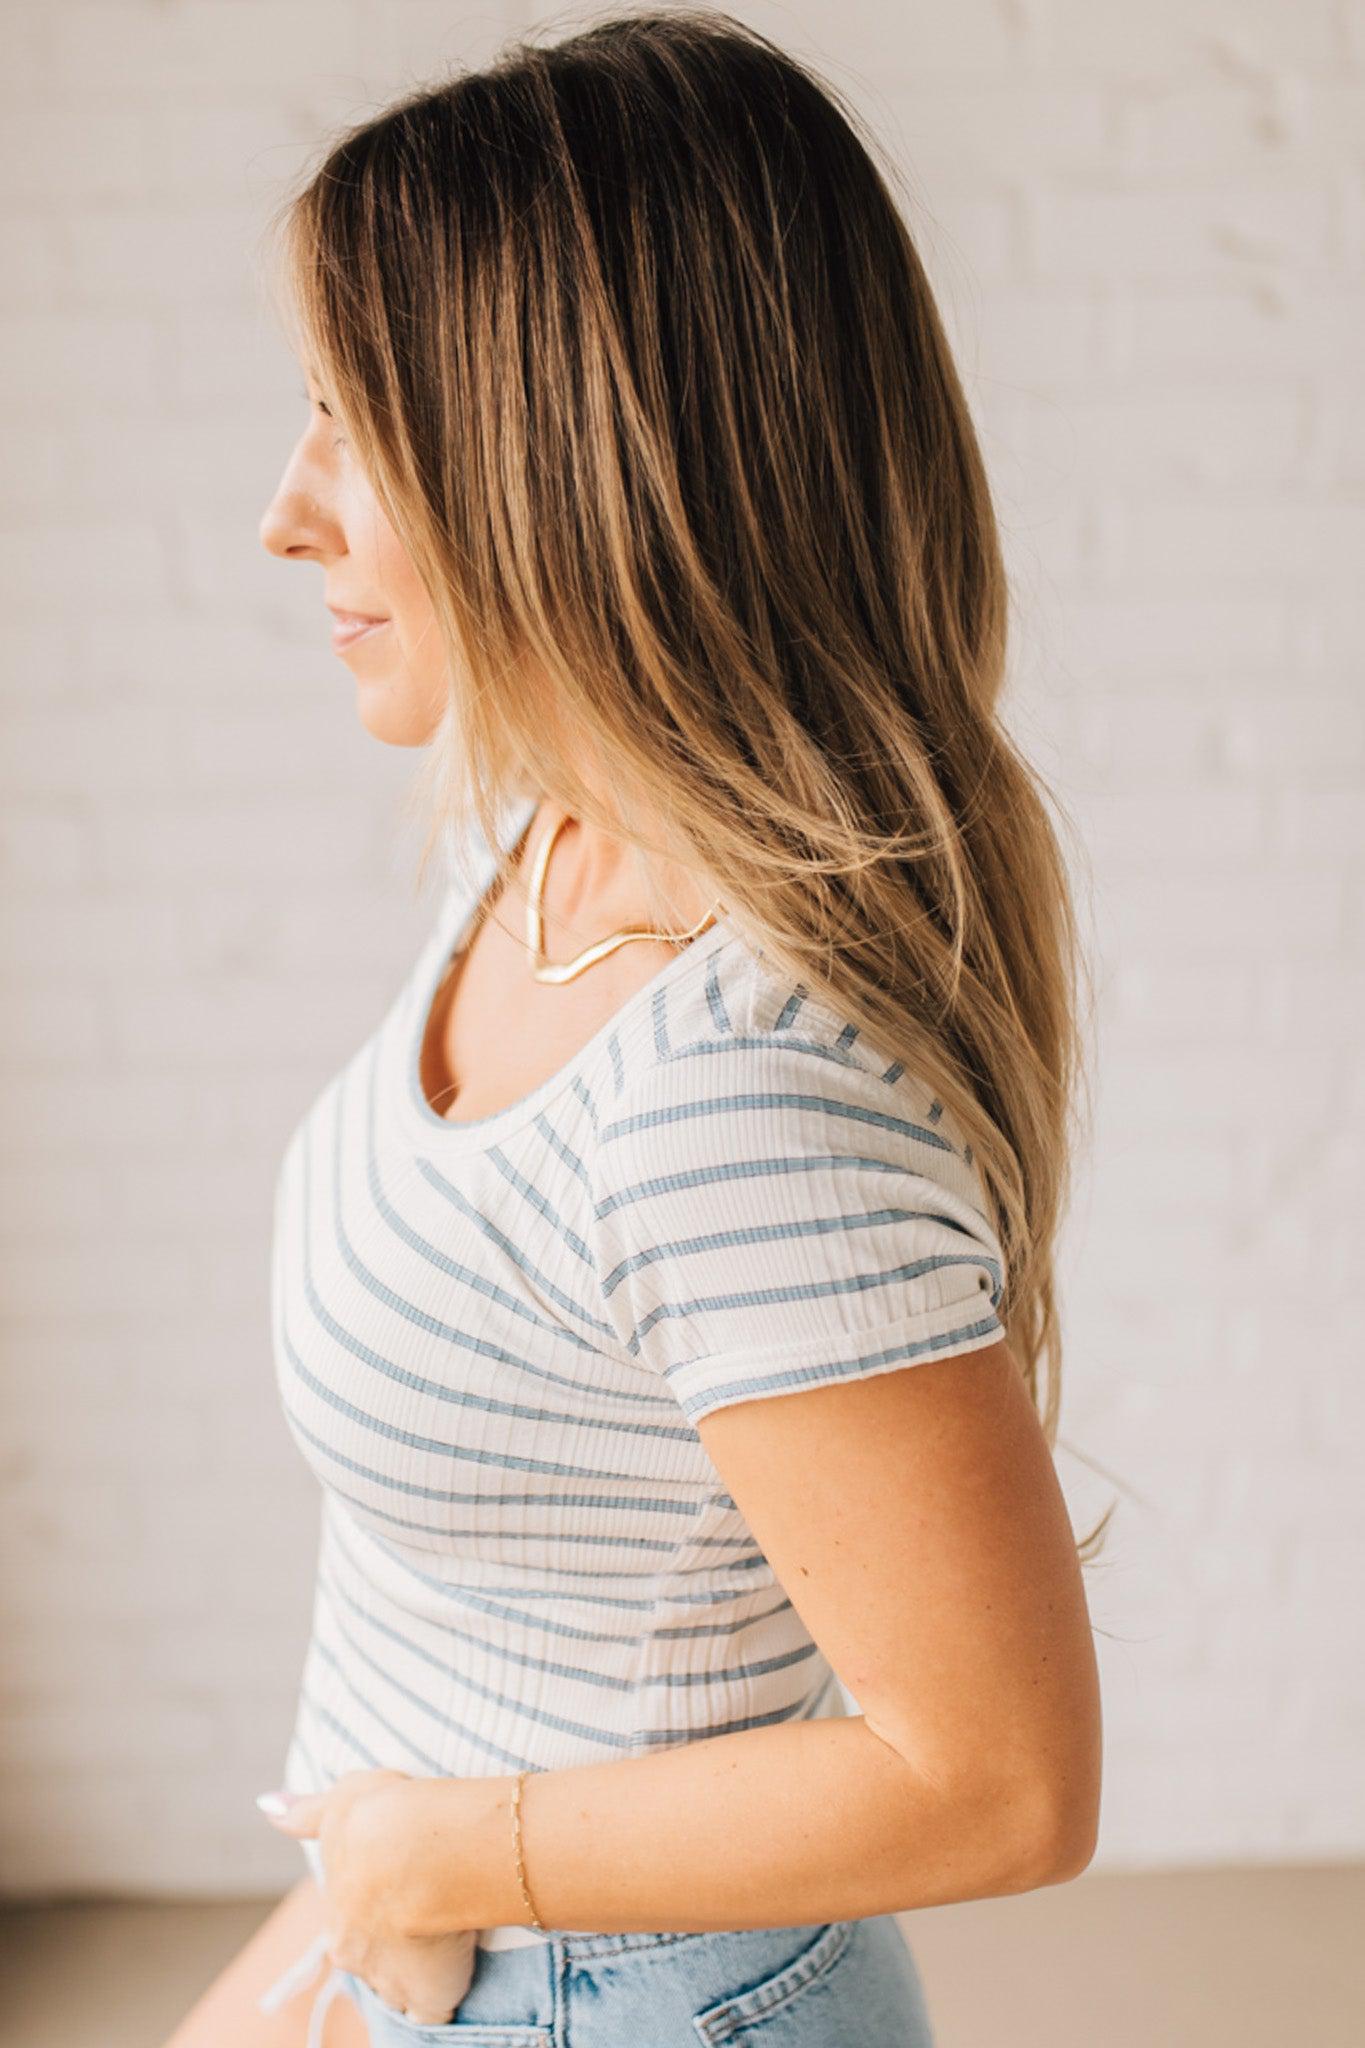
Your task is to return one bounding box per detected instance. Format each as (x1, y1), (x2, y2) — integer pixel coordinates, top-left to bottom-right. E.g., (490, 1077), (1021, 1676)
(269, 788), (1007, 1952)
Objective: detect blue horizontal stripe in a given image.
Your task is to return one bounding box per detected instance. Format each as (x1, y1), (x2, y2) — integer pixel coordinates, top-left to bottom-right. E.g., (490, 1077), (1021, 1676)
(621, 1253), (1003, 1355)
(667, 1309), (1006, 1416)
(593, 1146), (940, 1222)
(599, 1082), (955, 1154)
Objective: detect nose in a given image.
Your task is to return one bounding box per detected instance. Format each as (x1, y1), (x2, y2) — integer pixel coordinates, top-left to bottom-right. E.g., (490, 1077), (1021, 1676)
(258, 502), (288, 558)
(260, 497), (317, 561)
(259, 463), (335, 563)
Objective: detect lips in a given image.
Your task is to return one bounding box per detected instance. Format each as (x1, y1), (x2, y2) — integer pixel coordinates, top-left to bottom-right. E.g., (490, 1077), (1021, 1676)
(331, 614), (388, 647)
(330, 611), (390, 651)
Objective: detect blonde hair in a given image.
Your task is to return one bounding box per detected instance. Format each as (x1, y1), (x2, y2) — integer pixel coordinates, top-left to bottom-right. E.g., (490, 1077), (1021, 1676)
(260, 7), (1109, 1561)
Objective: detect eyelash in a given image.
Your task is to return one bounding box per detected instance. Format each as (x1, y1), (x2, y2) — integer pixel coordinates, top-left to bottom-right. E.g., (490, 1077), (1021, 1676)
(297, 384), (346, 449)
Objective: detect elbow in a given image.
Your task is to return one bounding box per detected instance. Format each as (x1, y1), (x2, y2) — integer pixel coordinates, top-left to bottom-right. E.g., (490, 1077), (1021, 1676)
(1032, 1810), (1099, 1888)
(871, 1716), (1101, 1899)
(1005, 1705), (1104, 1891)
(1012, 1777), (1101, 1890)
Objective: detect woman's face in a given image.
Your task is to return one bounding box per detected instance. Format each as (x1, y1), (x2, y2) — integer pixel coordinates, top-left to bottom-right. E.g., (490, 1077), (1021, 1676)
(258, 361), (446, 746)
(257, 357), (710, 922)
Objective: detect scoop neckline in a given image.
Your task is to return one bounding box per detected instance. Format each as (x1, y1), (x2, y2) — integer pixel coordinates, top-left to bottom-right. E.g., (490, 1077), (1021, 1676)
(401, 794), (736, 1152)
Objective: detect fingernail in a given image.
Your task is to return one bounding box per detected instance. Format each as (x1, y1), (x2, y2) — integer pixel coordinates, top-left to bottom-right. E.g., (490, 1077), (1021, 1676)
(255, 1789), (300, 1815)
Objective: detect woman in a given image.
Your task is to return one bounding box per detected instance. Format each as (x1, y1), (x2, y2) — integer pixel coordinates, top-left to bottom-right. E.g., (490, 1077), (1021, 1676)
(173, 10), (1105, 2045)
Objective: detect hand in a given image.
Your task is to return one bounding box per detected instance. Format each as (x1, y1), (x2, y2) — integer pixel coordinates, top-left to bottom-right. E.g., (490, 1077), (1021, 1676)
(257, 1768), (479, 2026)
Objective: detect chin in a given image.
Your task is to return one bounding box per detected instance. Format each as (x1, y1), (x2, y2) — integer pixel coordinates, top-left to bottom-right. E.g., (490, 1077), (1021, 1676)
(354, 681), (439, 749)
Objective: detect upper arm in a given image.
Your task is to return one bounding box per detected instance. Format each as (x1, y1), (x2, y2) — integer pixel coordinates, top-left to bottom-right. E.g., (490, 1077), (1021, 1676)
(590, 993), (1100, 1875)
(693, 1334), (1102, 1873)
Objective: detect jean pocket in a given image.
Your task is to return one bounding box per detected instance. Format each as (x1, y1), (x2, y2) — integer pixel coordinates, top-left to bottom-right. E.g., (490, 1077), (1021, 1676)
(690, 1920), (857, 2045)
(344, 1969), (553, 2047)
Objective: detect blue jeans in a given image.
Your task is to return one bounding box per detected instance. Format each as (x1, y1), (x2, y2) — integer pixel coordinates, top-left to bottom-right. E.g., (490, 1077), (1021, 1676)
(326, 1915), (935, 2045)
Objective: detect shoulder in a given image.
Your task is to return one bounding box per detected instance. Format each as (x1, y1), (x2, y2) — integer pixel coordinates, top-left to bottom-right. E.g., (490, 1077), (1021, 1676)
(584, 939), (1007, 1415)
(590, 937), (989, 1229)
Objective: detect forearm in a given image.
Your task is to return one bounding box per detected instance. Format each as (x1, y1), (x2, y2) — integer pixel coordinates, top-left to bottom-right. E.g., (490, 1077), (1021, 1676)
(397, 1712), (1054, 1941)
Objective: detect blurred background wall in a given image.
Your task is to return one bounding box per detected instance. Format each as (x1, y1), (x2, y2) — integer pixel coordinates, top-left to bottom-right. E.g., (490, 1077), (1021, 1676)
(0, 0), (1360, 1902)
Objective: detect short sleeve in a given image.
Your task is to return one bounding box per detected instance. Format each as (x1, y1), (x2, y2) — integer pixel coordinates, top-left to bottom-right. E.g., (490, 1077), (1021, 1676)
(589, 1018), (1008, 1425)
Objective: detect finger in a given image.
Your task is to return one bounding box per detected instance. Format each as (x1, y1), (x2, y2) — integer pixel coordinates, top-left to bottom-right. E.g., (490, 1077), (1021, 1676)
(373, 1975), (445, 2024)
(403, 1932), (477, 2023)
(256, 1788), (329, 1837)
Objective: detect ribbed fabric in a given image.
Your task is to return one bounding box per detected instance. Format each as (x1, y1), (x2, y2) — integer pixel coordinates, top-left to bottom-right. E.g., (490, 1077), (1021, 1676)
(267, 789), (1007, 1959)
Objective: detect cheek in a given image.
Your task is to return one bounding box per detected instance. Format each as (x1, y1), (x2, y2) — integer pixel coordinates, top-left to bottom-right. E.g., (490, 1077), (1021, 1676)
(370, 526), (437, 645)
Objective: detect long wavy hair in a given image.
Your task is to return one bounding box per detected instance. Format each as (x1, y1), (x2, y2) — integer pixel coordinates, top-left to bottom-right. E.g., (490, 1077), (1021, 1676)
(260, 7), (1109, 1561)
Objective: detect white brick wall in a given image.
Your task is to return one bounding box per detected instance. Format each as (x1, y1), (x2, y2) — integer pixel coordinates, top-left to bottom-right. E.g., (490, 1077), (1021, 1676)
(0, 1), (1359, 1896)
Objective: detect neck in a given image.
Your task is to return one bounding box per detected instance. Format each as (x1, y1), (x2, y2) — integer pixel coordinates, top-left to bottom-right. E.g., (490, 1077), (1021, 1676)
(517, 799), (716, 935)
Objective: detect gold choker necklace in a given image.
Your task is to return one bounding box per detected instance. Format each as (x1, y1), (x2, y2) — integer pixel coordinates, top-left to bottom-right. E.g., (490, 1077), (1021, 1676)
(524, 809), (723, 986)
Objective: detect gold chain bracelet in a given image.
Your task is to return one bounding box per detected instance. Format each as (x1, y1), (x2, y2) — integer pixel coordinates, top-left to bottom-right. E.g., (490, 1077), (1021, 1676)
(511, 1769), (547, 1932)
